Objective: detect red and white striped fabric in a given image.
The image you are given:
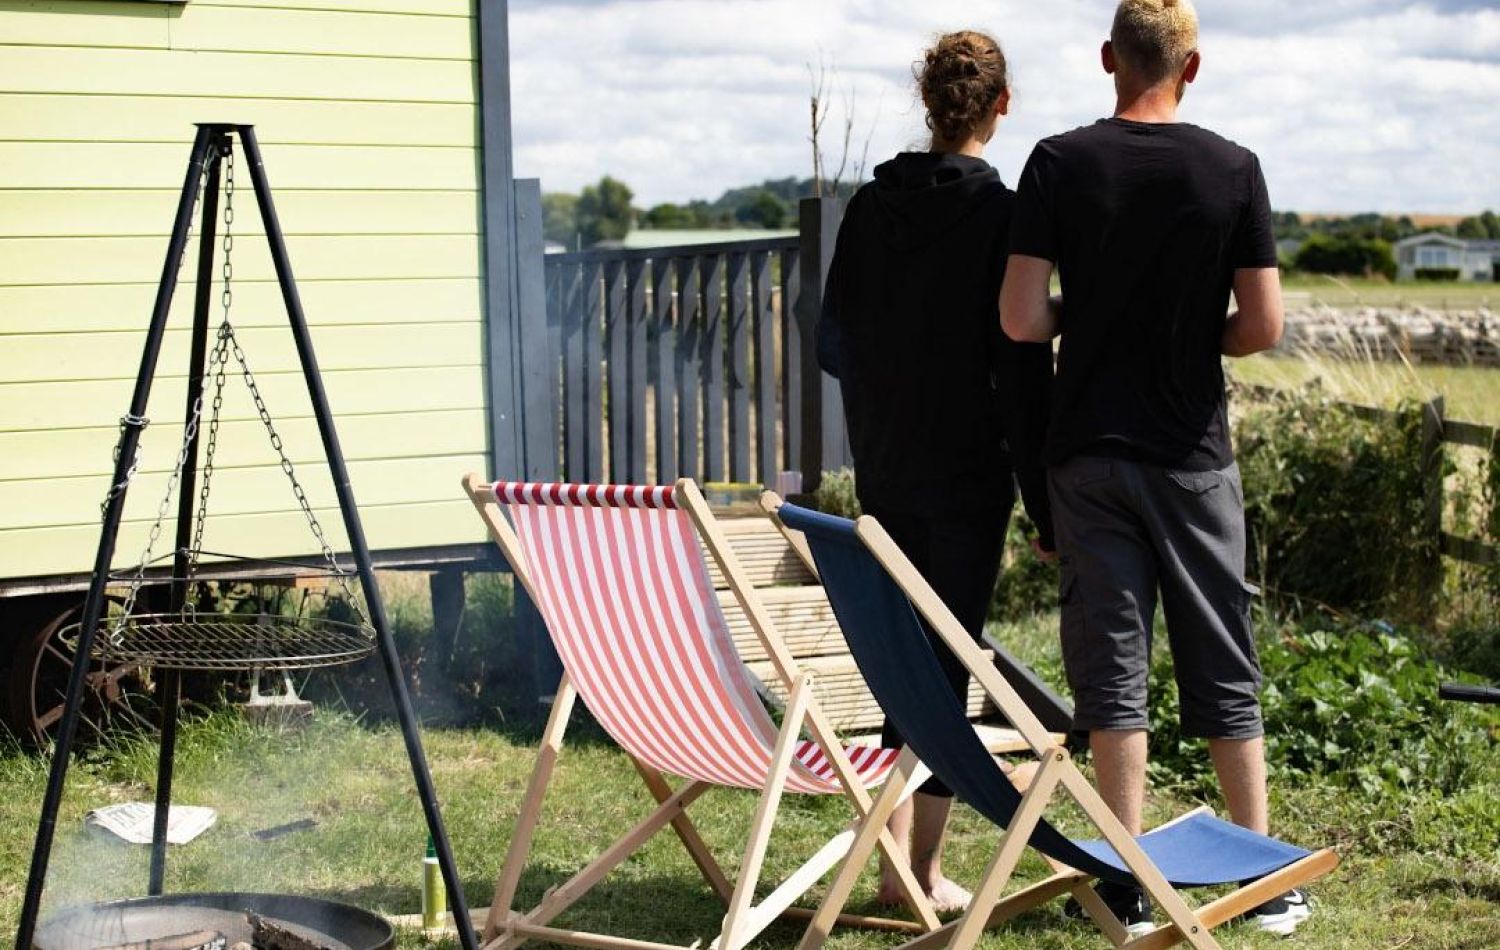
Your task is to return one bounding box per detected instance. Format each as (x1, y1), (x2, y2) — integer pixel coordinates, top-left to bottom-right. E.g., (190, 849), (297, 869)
(493, 480), (897, 794)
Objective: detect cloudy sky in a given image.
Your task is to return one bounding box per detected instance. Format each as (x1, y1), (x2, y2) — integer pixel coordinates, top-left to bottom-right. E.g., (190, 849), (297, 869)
(509, 1), (1499, 215)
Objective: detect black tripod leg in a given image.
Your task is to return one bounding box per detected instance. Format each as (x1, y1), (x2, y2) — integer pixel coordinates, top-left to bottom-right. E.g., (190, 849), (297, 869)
(15, 123), (222, 949)
(148, 131), (227, 898)
(236, 125), (480, 950)
(148, 670), (182, 895)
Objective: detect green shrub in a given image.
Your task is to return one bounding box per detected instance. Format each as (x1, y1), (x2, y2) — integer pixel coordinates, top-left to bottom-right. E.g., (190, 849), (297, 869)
(1293, 232), (1397, 280)
(1147, 618), (1498, 857)
(1413, 267), (1461, 281)
(811, 467), (860, 519)
(1234, 387), (1441, 624)
(991, 510), (1059, 620)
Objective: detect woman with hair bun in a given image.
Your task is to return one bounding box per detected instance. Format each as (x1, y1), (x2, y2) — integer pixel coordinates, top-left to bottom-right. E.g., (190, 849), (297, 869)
(818, 30), (1055, 912)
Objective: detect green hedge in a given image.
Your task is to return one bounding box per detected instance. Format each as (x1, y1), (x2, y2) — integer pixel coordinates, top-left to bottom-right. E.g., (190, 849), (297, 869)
(1233, 389), (1442, 624)
(1413, 267), (1461, 281)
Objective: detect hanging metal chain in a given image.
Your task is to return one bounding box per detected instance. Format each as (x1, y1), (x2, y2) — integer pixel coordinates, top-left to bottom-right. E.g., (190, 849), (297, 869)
(109, 355), (217, 636)
(222, 324), (362, 614)
(188, 146), (236, 579)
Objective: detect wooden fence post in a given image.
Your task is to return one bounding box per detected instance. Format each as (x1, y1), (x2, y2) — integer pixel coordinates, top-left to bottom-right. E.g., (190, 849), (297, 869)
(796, 196), (846, 493)
(1419, 395), (1446, 622)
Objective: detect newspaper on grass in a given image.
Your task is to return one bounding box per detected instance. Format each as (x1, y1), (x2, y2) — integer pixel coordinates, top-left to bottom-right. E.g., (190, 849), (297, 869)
(85, 802), (217, 845)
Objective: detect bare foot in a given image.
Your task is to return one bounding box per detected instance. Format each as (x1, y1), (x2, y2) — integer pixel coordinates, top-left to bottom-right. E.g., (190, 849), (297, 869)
(925, 876), (973, 914)
(876, 876), (973, 914)
(875, 878), (907, 907)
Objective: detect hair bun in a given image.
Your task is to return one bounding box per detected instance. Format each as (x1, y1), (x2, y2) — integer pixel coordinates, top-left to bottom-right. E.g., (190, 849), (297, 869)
(915, 30), (1009, 145)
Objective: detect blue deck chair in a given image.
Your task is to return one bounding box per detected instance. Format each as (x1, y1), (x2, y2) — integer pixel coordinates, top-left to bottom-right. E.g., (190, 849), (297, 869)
(768, 499), (1338, 950)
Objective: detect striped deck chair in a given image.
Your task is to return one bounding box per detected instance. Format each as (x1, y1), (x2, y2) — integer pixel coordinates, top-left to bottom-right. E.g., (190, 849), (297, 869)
(768, 499), (1339, 950)
(462, 476), (942, 950)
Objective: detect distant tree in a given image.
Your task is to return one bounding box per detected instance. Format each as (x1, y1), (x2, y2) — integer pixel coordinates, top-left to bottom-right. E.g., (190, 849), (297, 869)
(737, 190), (788, 229)
(642, 202), (702, 230)
(542, 192), (580, 247)
(1294, 233), (1397, 280)
(576, 176), (634, 246)
(1456, 216), (1485, 239)
(687, 200), (732, 228)
(1456, 210), (1499, 239)
(1295, 213), (1421, 243)
(1271, 210), (1306, 242)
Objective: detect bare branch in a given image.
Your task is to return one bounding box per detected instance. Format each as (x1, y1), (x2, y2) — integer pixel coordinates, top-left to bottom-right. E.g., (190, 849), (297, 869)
(809, 53), (883, 200)
(807, 54), (831, 197)
(829, 86), (854, 200)
(854, 88), (884, 186)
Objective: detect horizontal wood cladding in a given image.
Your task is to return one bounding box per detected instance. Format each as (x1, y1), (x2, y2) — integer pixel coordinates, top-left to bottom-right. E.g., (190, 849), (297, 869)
(0, 46), (475, 102)
(0, 190), (481, 239)
(1, 365), (487, 434)
(0, 278), (484, 333)
(0, 234), (484, 285)
(1, 0), (488, 580)
(0, 499), (488, 581)
(2, 452), (491, 530)
(0, 408), (490, 481)
(0, 95), (476, 147)
(0, 320), (482, 383)
(0, 142), (481, 190)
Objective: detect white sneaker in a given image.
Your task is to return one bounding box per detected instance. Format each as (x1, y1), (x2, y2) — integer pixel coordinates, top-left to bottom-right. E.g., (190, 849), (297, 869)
(1241, 888), (1312, 936)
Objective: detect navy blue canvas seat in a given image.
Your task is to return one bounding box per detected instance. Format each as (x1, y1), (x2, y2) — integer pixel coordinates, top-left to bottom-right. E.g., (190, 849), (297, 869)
(776, 502), (1312, 889)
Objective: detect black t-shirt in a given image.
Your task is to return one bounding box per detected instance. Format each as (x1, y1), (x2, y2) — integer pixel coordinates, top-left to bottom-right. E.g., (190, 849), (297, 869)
(1009, 118), (1277, 469)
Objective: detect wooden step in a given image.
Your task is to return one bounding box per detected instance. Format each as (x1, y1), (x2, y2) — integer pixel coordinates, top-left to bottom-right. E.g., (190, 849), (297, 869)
(700, 515), (816, 589)
(716, 586), (842, 664)
(745, 653), (998, 734)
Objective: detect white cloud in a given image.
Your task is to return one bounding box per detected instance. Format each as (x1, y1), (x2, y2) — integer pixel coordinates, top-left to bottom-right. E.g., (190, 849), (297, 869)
(510, 0), (1500, 214)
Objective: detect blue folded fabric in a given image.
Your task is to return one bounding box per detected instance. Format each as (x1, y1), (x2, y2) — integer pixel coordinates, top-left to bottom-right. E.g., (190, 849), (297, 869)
(776, 502), (1310, 888)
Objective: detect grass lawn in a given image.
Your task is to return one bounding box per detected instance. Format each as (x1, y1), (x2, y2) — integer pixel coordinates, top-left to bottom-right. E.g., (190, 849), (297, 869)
(1229, 355), (1500, 425)
(1279, 275), (1497, 310)
(1, 612), (1495, 949)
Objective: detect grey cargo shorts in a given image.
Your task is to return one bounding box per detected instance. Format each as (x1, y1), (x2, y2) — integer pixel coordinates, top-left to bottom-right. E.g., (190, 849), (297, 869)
(1048, 456), (1264, 739)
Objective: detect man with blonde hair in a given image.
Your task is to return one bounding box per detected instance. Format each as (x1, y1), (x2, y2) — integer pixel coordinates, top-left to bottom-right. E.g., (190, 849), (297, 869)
(1001, 0), (1311, 937)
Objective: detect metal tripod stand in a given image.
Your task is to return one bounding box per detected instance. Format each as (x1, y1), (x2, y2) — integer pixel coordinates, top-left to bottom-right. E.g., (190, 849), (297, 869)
(16, 124), (480, 950)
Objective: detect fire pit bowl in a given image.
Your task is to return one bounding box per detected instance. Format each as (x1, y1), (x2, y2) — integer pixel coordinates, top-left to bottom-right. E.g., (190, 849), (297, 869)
(34, 892), (395, 950)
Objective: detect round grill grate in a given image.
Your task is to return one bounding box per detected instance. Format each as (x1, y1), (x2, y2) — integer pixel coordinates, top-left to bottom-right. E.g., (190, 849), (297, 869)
(61, 613), (377, 671)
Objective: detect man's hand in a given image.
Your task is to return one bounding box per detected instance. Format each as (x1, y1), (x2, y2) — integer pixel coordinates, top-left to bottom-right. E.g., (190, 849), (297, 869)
(1029, 536), (1058, 563)
(1001, 254), (1061, 342)
(1223, 267), (1284, 356)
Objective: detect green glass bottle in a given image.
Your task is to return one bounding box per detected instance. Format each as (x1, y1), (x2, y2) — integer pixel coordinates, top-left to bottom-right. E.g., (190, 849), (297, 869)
(423, 833), (446, 931)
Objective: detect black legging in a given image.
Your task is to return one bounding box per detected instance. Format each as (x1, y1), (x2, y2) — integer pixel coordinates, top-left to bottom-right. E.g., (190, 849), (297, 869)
(863, 488), (1012, 797)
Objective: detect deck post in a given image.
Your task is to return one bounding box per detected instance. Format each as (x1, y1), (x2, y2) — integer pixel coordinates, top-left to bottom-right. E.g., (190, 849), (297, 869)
(513, 179), (563, 697)
(796, 197), (847, 492)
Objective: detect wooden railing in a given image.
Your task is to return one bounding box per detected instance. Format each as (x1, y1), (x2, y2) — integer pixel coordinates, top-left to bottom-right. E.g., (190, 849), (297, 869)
(545, 236), (793, 485)
(515, 196), (850, 493)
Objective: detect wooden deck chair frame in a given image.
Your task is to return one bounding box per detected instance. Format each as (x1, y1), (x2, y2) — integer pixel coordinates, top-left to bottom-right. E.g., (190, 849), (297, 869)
(760, 497), (1339, 950)
(462, 474), (945, 950)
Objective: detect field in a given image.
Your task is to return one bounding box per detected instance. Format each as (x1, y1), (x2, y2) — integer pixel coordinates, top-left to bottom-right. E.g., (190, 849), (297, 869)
(1, 612), (1495, 950)
(1280, 275), (1496, 310)
(1230, 354), (1500, 425)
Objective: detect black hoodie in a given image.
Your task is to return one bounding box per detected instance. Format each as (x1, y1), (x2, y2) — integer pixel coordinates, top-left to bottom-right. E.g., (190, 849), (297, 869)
(819, 152), (1054, 547)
